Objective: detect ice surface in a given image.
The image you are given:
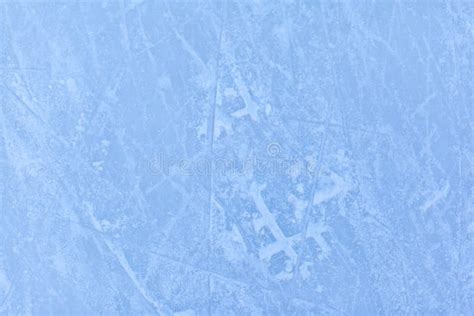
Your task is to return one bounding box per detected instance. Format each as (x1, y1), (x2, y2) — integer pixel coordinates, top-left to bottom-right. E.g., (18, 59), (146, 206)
(0, 0), (473, 314)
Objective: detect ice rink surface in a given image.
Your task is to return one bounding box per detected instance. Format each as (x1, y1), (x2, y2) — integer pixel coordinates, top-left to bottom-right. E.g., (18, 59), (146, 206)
(0, 0), (473, 314)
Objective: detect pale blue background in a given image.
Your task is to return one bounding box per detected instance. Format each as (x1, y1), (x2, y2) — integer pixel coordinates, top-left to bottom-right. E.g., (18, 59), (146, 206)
(0, 0), (473, 315)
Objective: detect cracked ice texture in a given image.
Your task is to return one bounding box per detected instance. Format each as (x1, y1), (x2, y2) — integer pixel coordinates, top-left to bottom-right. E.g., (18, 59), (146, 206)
(0, 0), (473, 315)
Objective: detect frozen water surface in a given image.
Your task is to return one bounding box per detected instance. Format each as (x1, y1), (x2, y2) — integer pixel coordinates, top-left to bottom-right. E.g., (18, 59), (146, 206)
(0, 0), (473, 315)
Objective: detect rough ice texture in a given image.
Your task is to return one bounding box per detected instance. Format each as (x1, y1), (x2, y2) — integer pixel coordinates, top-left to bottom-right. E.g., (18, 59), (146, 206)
(0, 1), (473, 315)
